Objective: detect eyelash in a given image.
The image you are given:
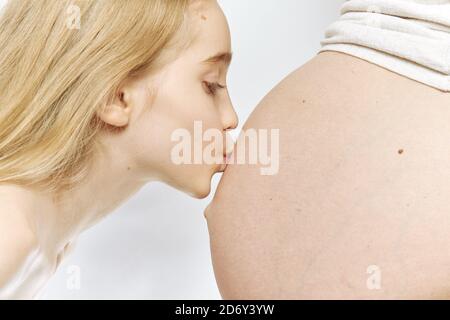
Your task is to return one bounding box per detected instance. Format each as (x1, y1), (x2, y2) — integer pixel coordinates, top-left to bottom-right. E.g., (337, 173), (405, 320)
(203, 81), (226, 96)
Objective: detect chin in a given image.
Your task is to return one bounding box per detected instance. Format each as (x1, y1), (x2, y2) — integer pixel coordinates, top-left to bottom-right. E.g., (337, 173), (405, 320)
(188, 173), (215, 199)
(175, 166), (221, 199)
(185, 187), (209, 199)
(191, 190), (211, 199)
(190, 180), (212, 199)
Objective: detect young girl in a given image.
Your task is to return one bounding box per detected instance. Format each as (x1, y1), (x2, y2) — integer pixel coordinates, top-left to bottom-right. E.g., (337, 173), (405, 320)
(0, 0), (237, 299)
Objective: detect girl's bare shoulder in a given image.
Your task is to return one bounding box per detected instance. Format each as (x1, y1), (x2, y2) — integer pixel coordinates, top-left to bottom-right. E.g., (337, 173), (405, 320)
(0, 187), (40, 295)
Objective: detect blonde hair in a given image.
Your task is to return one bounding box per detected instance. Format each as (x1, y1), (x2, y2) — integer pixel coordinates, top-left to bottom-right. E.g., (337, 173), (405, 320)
(0, 0), (189, 193)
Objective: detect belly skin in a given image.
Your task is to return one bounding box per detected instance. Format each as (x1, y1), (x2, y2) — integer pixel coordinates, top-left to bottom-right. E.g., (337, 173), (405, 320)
(205, 51), (450, 299)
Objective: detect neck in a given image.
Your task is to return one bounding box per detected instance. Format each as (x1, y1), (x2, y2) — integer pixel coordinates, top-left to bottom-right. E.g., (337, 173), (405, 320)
(30, 141), (148, 253)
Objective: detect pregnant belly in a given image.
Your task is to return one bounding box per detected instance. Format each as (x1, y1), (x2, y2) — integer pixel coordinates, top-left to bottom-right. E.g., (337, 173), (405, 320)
(205, 51), (450, 299)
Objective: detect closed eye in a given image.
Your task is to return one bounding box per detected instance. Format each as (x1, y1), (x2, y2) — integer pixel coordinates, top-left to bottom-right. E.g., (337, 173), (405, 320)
(203, 81), (226, 96)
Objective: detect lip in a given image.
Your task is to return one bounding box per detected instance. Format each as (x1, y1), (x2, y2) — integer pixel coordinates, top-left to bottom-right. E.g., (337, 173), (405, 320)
(219, 153), (232, 172)
(219, 156), (227, 172)
(219, 163), (227, 172)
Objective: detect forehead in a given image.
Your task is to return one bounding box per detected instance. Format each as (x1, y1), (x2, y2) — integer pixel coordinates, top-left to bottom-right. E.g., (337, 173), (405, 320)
(184, 0), (231, 56)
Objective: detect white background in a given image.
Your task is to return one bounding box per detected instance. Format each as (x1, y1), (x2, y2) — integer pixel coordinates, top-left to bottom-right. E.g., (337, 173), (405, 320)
(0, 0), (343, 299)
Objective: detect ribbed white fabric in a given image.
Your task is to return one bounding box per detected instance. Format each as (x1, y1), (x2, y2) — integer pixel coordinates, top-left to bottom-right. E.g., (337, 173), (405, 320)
(320, 0), (450, 92)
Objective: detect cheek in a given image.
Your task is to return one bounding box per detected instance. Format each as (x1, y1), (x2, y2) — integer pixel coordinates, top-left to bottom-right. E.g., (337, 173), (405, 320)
(130, 114), (176, 171)
(136, 109), (218, 197)
(168, 85), (224, 133)
(131, 73), (224, 178)
(131, 90), (219, 164)
(154, 65), (224, 131)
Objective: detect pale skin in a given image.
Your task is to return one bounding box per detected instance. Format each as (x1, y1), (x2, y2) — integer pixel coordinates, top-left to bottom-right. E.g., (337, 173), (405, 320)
(6, 2), (448, 301)
(206, 51), (450, 299)
(0, 0), (237, 299)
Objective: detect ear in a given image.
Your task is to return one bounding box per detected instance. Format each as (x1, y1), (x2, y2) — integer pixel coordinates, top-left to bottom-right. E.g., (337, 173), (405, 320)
(97, 87), (132, 128)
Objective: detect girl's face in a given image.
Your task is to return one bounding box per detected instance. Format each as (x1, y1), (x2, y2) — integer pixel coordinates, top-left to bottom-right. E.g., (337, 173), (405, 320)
(101, 0), (238, 198)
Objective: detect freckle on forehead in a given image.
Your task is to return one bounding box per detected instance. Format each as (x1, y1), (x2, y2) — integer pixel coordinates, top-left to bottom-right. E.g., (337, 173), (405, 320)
(189, 0), (209, 22)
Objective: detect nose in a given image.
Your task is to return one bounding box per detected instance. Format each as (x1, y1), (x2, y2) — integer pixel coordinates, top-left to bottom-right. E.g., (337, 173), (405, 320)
(221, 92), (239, 131)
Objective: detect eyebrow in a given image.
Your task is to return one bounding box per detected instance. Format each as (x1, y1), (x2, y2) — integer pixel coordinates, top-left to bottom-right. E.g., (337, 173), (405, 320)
(203, 52), (233, 66)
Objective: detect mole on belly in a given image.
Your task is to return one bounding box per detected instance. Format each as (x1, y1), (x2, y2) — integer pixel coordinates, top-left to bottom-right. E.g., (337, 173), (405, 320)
(398, 149), (404, 155)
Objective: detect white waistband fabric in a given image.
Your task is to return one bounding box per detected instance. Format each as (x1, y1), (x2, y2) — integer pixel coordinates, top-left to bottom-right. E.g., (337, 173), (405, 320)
(320, 0), (450, 92)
